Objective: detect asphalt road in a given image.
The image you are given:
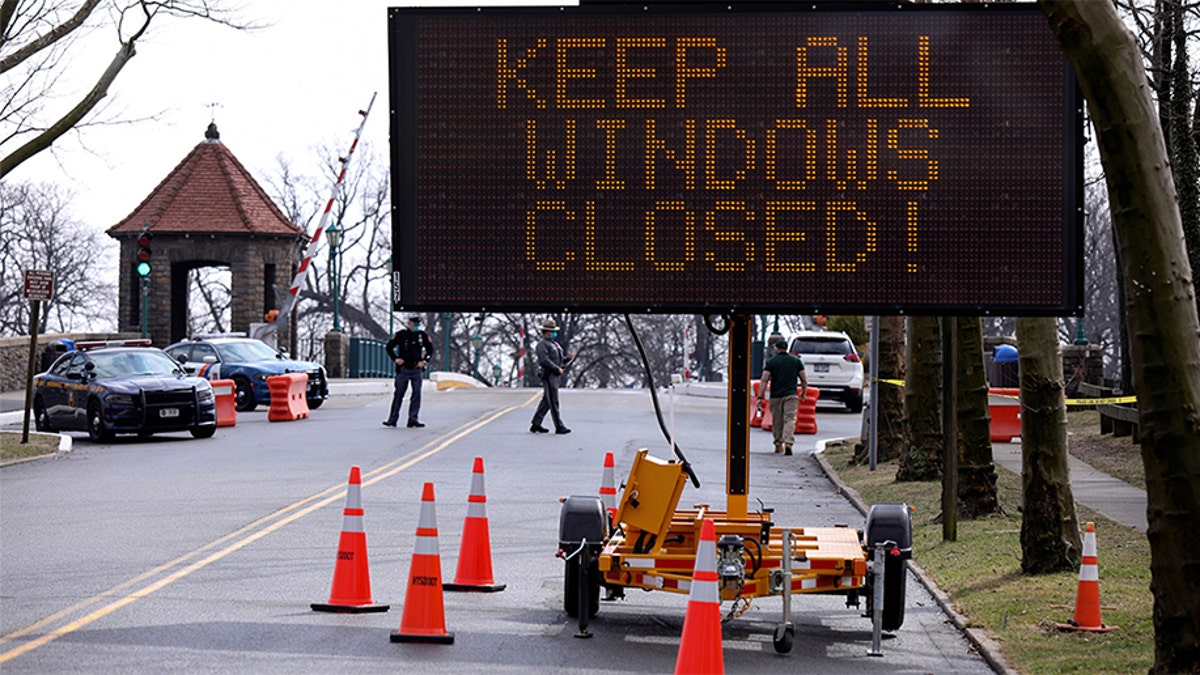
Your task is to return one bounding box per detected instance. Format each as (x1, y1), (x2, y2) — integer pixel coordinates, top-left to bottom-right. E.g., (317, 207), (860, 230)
(1, 386), (993, 673)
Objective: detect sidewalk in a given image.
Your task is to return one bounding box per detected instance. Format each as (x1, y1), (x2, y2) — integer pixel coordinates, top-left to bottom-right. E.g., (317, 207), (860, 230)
(991, 440), (1147, 533)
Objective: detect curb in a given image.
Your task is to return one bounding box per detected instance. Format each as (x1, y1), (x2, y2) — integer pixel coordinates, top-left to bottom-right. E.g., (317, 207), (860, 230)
(0, 430), (73, 468)
(811, 438), (1019, 675)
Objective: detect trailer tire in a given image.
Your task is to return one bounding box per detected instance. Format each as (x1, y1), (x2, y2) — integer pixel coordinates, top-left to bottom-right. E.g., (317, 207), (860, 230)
(881, 553), (906, 631)
(563, 554), (600, 619)
(865, 502), (912, 632)
(559, 495), (606, 619)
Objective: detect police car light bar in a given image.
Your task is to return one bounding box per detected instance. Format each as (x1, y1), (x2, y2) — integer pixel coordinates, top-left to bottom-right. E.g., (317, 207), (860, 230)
(75, 339), (154, 350)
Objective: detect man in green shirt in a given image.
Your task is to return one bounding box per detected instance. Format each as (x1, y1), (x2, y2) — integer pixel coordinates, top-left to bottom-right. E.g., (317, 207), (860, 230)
(761, 340), (808, 455)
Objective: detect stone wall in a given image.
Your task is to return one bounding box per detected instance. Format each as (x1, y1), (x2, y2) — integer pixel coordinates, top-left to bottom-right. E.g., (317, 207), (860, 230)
(113, 232), (303, 347)
(0, 333), (138, 392)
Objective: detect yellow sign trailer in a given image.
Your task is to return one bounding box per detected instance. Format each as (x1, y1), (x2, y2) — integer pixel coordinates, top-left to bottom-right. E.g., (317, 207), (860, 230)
(558, 315), (912, 655)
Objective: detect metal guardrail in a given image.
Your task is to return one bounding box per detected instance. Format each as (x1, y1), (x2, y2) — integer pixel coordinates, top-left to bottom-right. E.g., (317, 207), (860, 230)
(348, 337), (391, 378)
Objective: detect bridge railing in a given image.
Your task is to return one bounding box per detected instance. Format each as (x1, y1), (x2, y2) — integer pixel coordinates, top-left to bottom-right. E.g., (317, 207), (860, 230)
(348, 337), (392, 378)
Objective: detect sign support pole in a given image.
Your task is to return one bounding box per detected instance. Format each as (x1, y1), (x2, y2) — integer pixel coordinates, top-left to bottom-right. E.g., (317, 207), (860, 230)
(21, 300), (41, 444)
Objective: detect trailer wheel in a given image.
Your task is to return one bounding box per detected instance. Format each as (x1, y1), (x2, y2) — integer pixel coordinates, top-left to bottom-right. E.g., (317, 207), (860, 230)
(772, 623), (794, 654)
(865, 502), (912, 632)
(880, 553), (906, 631)
(559, 495), (606, 619)
(564, 554), (600, 619)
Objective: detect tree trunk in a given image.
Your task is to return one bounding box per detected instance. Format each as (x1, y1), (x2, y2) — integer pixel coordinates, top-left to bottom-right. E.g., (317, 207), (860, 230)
(957, 317), (1000, 519)
(1040, 1), (1200, 669)
(853, 315), (906, 464)
(1016, 317), (1080, 573)
(896, 316), (941, 482)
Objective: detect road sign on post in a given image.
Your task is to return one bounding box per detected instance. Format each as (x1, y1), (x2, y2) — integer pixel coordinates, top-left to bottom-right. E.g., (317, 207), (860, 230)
(23, 269), (54, 302)
(21, 270), (53, 443)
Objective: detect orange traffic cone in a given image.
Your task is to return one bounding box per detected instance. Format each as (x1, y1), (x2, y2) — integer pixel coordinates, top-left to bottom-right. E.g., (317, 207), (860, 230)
(674, 518), (723, 675)
(599, 452), (618, 522)
(1055, 522), (1118, 633)
(391, 482), (454, 644)
(311, 466), (389, 613)
(445, 457), (506, 593)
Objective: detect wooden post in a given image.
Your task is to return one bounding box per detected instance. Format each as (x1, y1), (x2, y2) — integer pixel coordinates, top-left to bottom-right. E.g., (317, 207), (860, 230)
(21, 300), (41, 444)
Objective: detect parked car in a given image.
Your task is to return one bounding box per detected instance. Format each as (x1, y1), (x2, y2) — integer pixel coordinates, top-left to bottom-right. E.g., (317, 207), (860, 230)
(788, 330), (864, 413)
(33, 340), (217, 442)
(164, 337), (329, 412)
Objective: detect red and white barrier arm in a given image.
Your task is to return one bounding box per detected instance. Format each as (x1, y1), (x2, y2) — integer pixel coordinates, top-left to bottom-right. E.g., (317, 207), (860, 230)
(254, 92), (377, 340)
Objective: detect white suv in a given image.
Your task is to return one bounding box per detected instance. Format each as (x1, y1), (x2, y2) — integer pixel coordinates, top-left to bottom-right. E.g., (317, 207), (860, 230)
(787, 331), (864, 413)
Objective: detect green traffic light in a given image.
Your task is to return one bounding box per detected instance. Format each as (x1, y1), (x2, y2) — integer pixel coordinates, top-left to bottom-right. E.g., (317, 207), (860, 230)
(136, 261), (152, 277)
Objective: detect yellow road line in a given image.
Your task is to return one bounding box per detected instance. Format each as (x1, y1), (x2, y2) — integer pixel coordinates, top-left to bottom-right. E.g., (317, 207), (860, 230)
(0, 394), (538, 664)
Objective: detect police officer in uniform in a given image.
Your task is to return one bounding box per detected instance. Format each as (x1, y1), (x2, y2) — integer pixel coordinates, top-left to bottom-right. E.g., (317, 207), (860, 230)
(383, 313), (434, 428)
(530, 317), (573, 434)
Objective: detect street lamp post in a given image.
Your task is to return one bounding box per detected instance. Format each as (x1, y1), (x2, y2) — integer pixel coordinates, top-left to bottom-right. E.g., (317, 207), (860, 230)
(326, 221), (343, 332)
(471, 332), (484, 381)
(492, 363), (502, 387)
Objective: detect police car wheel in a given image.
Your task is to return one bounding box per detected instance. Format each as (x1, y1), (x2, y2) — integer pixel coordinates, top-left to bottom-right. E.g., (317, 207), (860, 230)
(233, 376), (257, 412)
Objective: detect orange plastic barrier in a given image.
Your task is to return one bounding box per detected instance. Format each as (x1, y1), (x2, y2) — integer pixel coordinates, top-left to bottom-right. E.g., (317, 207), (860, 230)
(794, 387), (820, 435)
(267, 373), (310, 422)
(750, 380), (764, 428)
(988, 387), (1021, 441)
(210, 378), (237, 427)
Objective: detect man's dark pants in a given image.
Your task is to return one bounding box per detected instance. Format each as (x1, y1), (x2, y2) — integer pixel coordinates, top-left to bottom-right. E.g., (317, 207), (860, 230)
(531, 372), (566, 431)
(387, 367), (424, 425)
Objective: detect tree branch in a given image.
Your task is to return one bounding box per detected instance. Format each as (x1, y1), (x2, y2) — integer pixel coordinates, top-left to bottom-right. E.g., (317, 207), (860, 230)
(0, 0), (102, 75)
(0, 37), (135, 179)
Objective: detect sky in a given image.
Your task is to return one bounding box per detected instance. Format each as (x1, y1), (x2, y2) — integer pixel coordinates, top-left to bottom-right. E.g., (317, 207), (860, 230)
(12, 0), (566, 231)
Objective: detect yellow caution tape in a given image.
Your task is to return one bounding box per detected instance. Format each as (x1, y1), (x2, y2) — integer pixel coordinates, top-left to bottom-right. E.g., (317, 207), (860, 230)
(1065, 395), (1137, 406)
(871, 377), (1137, 406)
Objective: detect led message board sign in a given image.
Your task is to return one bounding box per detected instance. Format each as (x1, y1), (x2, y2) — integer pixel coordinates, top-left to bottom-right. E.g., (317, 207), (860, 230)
(389, 3), (1082, 315)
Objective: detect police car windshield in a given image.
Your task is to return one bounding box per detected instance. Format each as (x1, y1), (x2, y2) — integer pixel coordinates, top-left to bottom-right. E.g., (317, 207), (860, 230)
(90, 350), (183, 378)
(218, 340), (280, 362)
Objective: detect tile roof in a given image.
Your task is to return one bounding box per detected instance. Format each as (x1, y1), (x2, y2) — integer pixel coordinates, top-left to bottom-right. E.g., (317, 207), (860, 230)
(107, 124), (306, 238)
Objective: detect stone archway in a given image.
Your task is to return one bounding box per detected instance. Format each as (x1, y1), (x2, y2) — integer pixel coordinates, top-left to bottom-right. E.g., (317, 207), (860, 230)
(107, 124), (307, 347)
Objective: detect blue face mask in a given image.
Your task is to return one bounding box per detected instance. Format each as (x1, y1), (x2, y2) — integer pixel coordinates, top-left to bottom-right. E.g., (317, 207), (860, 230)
(410, 324), (420, 332)
(551, 331), (558, 338)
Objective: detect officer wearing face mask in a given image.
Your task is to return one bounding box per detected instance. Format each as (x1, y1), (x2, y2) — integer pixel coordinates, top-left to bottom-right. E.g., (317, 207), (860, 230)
(530, 317), (573, 434)
(383, 313), (434, 428)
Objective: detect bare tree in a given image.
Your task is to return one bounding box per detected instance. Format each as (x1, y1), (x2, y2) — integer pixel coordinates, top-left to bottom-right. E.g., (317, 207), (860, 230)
(0, 180), (115, 335)
(1016, 316), (1080, 572)
(1042, 0), (1200, 669)
(957, 317), (1000, 519)
(186, 266), (230, 336)
(896, 316), (942, 482)
(1, 0), (253, 179)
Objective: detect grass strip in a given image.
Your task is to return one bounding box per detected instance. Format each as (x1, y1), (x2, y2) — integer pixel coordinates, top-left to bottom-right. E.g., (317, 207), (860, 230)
(0, 431), (60, 462)
(822, 440), (1153, 674)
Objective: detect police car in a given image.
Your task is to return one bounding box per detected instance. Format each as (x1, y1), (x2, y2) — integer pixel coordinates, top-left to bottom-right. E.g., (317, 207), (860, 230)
(33, 340), (217, 442)
(164, 336), (329, 412)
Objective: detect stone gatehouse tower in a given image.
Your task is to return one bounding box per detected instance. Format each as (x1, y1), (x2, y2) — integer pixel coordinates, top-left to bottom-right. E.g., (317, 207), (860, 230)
(107, 123), (307, 347)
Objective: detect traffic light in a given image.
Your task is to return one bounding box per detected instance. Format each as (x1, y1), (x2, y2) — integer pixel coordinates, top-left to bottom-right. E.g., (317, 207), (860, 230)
(135, 227), (153, 277)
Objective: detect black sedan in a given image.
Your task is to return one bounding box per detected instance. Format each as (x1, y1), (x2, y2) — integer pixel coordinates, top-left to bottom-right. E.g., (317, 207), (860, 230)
(33, 344), (217, 442)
